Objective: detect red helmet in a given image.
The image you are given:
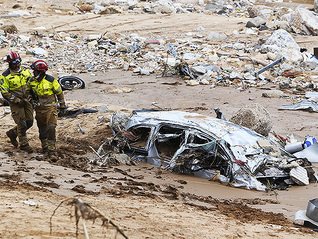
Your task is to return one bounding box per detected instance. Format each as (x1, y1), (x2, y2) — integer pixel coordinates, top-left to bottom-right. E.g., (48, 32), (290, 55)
(7, 52), (21, 64)
(31, 60), (48, 73)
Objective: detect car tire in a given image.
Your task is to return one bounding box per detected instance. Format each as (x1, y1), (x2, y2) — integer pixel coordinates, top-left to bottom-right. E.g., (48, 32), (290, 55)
(58, 76), (85, 90)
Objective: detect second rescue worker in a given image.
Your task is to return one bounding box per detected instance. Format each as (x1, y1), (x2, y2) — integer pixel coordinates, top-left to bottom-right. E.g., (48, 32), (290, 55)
(28, 60), (66, 161)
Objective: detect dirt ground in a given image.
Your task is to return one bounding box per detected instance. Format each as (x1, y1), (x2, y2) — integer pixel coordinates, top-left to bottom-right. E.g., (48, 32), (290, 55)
(0, 0), (318, 238)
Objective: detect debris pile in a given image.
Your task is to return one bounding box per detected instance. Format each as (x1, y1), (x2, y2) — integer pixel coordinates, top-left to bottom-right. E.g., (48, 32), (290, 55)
(0, 1), (317, 93)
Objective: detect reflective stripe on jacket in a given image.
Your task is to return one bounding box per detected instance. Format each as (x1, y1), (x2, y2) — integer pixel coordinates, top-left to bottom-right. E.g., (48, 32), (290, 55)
(28, 74), (65, 108)
(0, 68), (32, 103)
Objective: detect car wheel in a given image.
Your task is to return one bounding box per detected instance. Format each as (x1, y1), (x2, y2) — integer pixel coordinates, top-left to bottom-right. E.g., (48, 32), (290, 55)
(58, 76), (85, 90)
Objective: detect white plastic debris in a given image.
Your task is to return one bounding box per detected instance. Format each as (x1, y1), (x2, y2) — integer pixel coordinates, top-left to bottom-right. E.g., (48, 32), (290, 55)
(290, 166), (309, 186)
(20, 200), (36, 206)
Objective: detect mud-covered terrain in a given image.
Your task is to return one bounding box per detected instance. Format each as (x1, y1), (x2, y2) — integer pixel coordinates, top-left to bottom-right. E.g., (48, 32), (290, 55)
(0, 0), (318, 238)
(0, 97), (317, 238)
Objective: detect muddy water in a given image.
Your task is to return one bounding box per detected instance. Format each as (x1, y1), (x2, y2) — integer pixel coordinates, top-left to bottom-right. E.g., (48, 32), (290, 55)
(2, 151), (315, 222)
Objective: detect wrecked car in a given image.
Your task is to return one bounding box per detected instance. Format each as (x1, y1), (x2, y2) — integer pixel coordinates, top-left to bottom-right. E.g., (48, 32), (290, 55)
(110, 110), (316, 191)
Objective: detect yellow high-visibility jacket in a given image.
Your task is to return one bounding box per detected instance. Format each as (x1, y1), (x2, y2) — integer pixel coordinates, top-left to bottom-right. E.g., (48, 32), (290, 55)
(0, 67), (32, 104)
(28, 74), (65, 108)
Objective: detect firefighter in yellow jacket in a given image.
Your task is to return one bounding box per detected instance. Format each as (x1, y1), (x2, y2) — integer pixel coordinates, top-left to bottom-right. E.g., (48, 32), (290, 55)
(0, 52), (34, 152)
(28, 60), (66, 161)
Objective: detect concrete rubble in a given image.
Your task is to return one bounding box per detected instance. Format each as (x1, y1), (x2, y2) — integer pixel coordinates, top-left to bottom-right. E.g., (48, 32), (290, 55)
(0, 0), (316, 94)
(0, 0), (317, 191)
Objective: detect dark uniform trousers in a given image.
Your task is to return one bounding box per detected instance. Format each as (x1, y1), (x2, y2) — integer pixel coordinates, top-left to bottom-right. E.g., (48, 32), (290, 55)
(35, 105), (58, 152)
(8, 100), (33, 147)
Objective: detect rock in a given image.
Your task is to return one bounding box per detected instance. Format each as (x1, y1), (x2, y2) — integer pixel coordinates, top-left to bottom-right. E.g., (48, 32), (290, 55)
(261, 29), (301, 64)
(117, 44), (129, 52)
(186, 79), (199, 86)
(2, 10), (31, 18)
(32, 47), (48, 56)
(1, 24), (18, 34)
(18, 35), (30, 43)
(241, 28), (257, 35)
(110, 111), (130, 133)
(166, 57), (178, 66)
(140, 68), (150, 75)
(108, 87), (133, 93)
(79, 4), (93, 12)
(150, 0), (176, 14)
(205, 3), (223, 12)
(244, 72), (256, 80)
(208, 53), (219, 62)
(247, 6), (264, 18)
(233, 43), (245, 50)
(278, 48), (303, 65)
(87, 40), (98, 48)
(191, 66), (206, 75)
(201, 79), (210, 85)
(113, 154), (134, 165)
(133, 67), (141, 73)
(289, 8), (318, 35)
(87, 35), (102, 41)
(230, 103), (272, 136)
(91, 4), (104, 11)
(262, 90), (286, 98)
(100, 6), (123, 14)
(183, 53), (202, 60)
(99, 105), (110, 113)
(246, 16), (266, 28)
(274, 20), (291, 32)
(12, 4), (21, 9)
(230, 71), (242, 80)
(261, 29), (300, 53)
(206, 31), (228, 41)
(303, 57), (318, 70)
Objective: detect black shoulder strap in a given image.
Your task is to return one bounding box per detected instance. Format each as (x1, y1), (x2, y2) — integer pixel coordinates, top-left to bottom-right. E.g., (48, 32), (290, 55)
(2, 69), (10, 77)
(45, 74), (55, 83)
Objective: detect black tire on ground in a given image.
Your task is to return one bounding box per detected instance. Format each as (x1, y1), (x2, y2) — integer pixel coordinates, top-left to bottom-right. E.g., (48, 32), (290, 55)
(58, 76), (85, 90)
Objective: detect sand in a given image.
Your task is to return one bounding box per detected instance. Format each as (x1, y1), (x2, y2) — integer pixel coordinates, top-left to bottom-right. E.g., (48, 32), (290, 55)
(0, 0), (318, 238)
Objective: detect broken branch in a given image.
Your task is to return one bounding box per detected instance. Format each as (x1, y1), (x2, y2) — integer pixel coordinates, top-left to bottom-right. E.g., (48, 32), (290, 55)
(50, 198), (129, 238)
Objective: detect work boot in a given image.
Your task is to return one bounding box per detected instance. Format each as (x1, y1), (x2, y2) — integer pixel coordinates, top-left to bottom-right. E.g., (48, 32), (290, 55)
(48, 151), (58, 162)
(6, 129), (18, 148)
(42, 146), (48, 155)
(41, 139), (48, 154)
(20, 144), (34, 153)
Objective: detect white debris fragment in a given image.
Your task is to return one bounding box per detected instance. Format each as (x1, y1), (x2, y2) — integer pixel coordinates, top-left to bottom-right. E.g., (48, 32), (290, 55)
(32, 47), (48, 56)
(290, 166), (309, 186)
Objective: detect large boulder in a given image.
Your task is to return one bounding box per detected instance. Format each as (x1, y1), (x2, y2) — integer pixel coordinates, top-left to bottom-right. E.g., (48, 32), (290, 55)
(261, 29), (300, 53)
(288, 8), (318, 35)
(261, 29), (302, 64)
(229, 103), (272, 136)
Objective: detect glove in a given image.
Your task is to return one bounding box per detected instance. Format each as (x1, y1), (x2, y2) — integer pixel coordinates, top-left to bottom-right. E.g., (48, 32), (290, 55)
(59, 108), (66, 117)
(17, 100), (24, 107)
